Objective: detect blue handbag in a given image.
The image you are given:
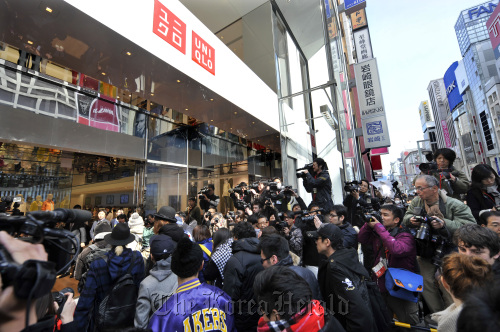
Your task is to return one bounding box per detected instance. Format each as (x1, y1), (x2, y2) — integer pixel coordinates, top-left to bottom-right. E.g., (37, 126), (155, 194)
(385, 268), (424, 303)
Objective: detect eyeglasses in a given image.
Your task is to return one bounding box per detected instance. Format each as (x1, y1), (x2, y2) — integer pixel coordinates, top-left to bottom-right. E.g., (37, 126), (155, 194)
(415, 186), (430, 192)
(261, 256), (271, 264)
(328, 214), (338, 218)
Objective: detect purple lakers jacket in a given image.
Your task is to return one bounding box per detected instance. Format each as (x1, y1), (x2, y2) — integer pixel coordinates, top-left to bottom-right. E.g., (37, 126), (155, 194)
(148, 278), (236, 332)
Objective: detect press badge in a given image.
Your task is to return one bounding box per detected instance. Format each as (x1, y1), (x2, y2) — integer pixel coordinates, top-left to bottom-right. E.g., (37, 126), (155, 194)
(372, 258), (388, 278)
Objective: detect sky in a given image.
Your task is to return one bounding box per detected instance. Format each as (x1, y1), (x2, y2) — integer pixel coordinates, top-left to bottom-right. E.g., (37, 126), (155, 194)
(365, 0), (481, 173)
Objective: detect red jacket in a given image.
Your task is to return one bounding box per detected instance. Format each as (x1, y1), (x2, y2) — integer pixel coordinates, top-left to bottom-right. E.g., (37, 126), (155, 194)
(358, 223), (417, 293)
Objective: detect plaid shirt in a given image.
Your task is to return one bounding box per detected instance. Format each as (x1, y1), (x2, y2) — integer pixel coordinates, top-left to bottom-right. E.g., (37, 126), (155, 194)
(74, 248), (145, 331)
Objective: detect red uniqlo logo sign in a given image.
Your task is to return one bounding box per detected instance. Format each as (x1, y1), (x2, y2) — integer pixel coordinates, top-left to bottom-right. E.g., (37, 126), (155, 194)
(153, 0), (186, 54)
(192, 31), (215, 75)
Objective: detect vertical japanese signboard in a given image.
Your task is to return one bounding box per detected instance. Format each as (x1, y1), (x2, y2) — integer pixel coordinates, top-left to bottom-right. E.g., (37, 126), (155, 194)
(353, 28), (372, 63)
(354, 58), (391, 149)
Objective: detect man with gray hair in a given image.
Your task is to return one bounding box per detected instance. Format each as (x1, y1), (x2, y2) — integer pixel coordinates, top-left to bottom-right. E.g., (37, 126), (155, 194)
(403, 174), (475, 314)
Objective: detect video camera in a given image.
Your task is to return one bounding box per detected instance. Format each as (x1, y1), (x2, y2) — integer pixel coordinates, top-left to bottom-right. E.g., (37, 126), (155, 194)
(344, 181), (360, 192)
(198, 187), (211, 200)
(296, 163), (314, 179)
(418, 162), (455, 195)
(0, 208), (90, 299)
(234, 199), (251, 211)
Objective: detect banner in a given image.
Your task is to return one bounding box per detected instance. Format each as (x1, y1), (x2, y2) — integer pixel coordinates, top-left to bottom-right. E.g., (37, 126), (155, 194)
(77, 93), (120, 132)
(353, 28), (373, 63)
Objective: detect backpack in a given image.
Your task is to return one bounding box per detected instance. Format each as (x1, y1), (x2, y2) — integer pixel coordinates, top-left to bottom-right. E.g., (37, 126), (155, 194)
(77, 244), (110, 293)
(95, 252), (138, 331)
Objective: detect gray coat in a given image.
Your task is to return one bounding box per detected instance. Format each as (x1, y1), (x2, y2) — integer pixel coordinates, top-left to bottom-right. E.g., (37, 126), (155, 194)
(134, 257), (178, 329)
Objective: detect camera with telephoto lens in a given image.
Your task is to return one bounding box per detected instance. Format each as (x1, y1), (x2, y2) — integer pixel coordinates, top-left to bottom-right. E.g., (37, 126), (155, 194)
(344, 181), (360, 192)
(296, 163), (314, 179)
(411, 207), (450, 267)
(234, 199), (250, 211)
(294, 209), (325, 225)
(226, 211), (235, 220)
(281, 186), (295, 198)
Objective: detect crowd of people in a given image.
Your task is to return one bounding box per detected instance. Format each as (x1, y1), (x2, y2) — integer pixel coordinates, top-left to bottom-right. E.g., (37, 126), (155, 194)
(1, 152), (500, 332)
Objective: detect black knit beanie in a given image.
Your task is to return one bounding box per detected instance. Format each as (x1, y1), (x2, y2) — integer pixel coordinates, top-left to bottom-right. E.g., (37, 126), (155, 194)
(171, 237), (204, 278)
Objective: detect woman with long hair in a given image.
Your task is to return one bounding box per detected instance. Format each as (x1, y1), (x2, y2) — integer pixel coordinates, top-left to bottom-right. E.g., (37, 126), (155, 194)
(203, 228), (233, 288)
(466, 164), (500, 222)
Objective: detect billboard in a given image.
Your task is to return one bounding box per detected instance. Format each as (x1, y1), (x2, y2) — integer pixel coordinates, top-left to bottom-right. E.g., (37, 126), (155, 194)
(487, 2), (500, 59)
(353, 28), (373, 63)
(454, 59), (469, 94)
(354, 58), (391, 149)
(443, 61), (463, 112)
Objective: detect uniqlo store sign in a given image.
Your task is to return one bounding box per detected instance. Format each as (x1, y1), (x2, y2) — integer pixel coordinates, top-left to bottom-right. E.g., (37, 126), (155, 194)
(152, 0), (215, 75)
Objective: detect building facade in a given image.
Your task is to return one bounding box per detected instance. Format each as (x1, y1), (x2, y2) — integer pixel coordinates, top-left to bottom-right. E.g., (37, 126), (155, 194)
(0, 0), (377, 213)
(455, 0), (500, 168)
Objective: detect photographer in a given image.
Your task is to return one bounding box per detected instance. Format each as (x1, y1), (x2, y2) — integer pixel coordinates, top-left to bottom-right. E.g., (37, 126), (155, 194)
(298, 158), (334, 212)
(199, 184), (220, 212)
(327, 205), (358, 250)
(418, 148), (470, 200)
(297, 203), (326, 277)
(281, 211), (304, 259)
(402, 175), (475, 314)
(358, 205), (419, 327)
(343, 179), (377, 228)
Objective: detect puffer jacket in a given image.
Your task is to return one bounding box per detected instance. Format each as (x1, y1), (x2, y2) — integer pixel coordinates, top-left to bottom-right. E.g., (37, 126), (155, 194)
(358, 223), (417, 293)
(223, 237), (264, 332)
(402, 190), (476, 234)
(303, 169), (334, 212)
(134, 257), (178, 329)
(318, 248), (375, 332)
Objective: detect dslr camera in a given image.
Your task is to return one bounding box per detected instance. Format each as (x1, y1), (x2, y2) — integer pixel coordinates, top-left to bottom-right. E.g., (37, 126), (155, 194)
(294, 209), (325, 225)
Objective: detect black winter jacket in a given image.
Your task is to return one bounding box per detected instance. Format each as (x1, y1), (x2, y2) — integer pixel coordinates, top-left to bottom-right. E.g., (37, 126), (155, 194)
(303, 170), (334, 212)
(339, 222), (358, 249)
(223, 237), (264, 332)
(158, 224), (186, 243)
(318, 248), (375, 332)
(466, 187), (496, 222)
(275, 255), (322, 301)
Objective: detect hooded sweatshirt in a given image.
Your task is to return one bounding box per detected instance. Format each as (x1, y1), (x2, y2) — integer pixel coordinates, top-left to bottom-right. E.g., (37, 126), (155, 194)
(134, 257), (178, 329)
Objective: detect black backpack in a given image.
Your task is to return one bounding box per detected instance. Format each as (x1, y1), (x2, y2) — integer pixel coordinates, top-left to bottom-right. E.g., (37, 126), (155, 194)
(77, 244), (110, 293)
(95, 252), (138, 331)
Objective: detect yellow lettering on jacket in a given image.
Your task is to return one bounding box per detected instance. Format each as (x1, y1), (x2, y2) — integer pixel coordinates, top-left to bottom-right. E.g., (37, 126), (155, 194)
(202, 308), (213, 330)
(211, 308), (220, 330)
(183, 317), (193, 332)
(192, 311), (204, 332)
(220, 311), (227, 332)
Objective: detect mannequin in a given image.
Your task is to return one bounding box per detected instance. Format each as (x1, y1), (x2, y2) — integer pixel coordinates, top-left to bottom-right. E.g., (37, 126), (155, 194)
(42, 194), (54, 211)
(11, 194), (27, 214)
(30, 195), (43, 211)
(59, 196), (70, 209)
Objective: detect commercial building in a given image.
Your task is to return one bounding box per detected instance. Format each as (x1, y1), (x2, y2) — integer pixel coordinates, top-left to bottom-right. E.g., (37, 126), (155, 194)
(418, 100), (437, 153)
(455, 0), (500, 169)
(0, 0), (380, 213)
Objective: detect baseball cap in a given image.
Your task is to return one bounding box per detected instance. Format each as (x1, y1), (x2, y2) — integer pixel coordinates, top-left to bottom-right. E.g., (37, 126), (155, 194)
(150, 234), (176, 259)
(307, 223), (343, 244)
